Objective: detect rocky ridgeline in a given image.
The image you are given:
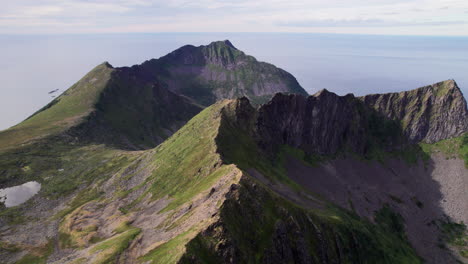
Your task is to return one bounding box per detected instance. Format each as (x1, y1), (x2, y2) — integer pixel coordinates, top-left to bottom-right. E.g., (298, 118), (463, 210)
(227, 80), (468, 156)
(256, 90), (375, 155)
(361, 80), (468, 143)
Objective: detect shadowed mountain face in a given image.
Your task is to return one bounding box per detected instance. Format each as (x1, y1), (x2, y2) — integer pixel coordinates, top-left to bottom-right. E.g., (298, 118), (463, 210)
(0, 42), (467, 264)
(68, 64), (204, 150)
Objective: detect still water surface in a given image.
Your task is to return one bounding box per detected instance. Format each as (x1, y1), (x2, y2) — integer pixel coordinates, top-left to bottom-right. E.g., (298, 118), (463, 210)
(0, 181), (41, 207)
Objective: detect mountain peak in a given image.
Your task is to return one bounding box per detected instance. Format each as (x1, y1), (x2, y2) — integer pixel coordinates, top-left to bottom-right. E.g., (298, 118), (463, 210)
(141, 40), (307, 106)
(361, 79), (468, 143)
(313, 88), (335, 97)
(429, 79), (462, 98)
(101, 61), (113, 68)
(207, 39), (237, 50)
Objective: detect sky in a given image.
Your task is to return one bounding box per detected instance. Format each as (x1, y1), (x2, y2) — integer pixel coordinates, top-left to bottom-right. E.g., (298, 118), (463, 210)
(1, 0), (468, 35)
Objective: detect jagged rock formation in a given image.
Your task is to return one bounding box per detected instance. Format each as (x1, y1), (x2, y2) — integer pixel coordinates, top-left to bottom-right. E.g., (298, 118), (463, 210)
(253, 81), (468, 157)
(255, 91), (399, 156)
(361, 80), (468, 143)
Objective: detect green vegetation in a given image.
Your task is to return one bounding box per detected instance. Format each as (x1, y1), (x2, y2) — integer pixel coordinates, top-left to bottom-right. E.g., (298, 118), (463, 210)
(374, 205), (406, 239)
(58, 200), (104, 249)
(438, 220), (467, 246)
(0, 138), (135, 200)
(54, 188), (104, 220)
(147, 40), (307, 107)
(434, 80), (452, 97)
(0, 206), (27, 225)
(122, 101), (235, 213)
(15, 239), (54, 264)
(90, 226), (141, 264)
(420, 132), (468, 167)
(93, 73), (202, 149)
(178, 101), (422, 263)
(59, 232), (75, 249)
(140, 229), (196, 264)
(437, 219), (468, 259)
(0, 241), (20, 253)
(182, 178), (422, 263)
(114, 221), (132, 234)
(0, 63), (114, 151)
(216, 108), (302, 190)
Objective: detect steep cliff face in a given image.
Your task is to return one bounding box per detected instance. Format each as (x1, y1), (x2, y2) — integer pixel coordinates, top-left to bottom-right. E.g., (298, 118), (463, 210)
(360, 80), (468, 143)
(211, 94), (468, 263)
(255, 90), (404, 157)
(254, 80), (468, 157)
(140, 40), (308, 106)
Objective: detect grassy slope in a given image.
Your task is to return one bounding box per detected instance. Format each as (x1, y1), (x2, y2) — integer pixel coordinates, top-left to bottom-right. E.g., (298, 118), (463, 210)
(176, 101), (423, 263)
(420, 132), (468, 167)
(0, 101), (220, 262)
(0, 139), (137, 197)
(182, 179), (422, 264)
(92, 71), (203, 149)
(117, 101), (241, 263)
(46, 101), (239, 264)
(120, 100), (234, 213)
(89, 225), (141, 264)
(0, 63), (114, 151)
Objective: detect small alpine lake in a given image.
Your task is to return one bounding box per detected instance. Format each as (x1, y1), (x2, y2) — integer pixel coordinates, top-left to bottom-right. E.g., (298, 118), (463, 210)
(0, 181), (41, 207)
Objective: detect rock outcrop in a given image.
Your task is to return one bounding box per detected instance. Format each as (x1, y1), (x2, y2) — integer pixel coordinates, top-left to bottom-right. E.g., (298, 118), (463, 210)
(360, 80), (468, 143)
(255, 90), (375, 155)
(250, 81), (468, 156)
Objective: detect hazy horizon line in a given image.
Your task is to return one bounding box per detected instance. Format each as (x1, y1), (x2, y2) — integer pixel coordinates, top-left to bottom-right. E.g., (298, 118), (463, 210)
(1, 32), (468, 38)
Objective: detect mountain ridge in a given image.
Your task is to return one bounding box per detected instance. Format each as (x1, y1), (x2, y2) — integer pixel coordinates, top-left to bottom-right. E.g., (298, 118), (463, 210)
(0, 41), (467, 264)
(360, 79), (468, 143)
(1, 85), (466, 263)
(0, 40), (307, 151)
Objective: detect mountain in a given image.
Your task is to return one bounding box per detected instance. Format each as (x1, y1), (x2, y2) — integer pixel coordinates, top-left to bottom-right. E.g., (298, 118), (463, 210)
(0, 42), (467, 264)
(0, 40), (306, 151)
(139, 40), (308, 106)
(361, 80), (468, 143)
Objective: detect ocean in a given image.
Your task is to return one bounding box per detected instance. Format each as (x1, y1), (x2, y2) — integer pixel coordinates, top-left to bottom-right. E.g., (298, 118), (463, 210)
(1, 33), (467, 130)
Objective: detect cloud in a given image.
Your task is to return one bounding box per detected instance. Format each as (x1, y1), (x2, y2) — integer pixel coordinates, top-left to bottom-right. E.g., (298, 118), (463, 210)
(276, 19), (468, 28)
(0, 0), (467, 35)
